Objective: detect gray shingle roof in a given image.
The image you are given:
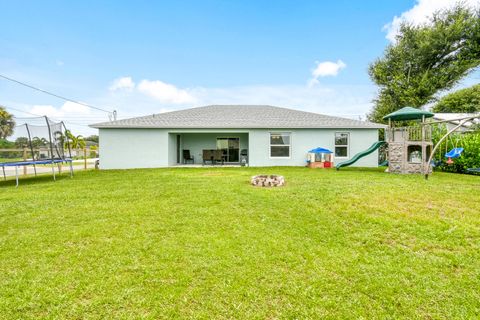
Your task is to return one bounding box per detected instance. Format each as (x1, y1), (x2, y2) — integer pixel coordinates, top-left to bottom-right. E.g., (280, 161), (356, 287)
(90, 105), (386, 129)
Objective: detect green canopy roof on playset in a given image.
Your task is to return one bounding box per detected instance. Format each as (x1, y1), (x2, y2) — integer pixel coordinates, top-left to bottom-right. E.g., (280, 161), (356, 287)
(383, 107), (434, 121)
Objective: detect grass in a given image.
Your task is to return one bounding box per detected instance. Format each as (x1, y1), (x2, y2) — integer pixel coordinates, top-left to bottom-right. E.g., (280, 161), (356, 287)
(0, 157), (23, 163)
(0, 167), (479, 319)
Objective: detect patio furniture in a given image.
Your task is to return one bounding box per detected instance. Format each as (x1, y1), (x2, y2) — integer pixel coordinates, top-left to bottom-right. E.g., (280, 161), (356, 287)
(202, 149), (212, 165)
(240, 149), (248, 166)
(213, 150), (225, 165)
(202, 149), (225, 165)
(183, 150), (194, 164)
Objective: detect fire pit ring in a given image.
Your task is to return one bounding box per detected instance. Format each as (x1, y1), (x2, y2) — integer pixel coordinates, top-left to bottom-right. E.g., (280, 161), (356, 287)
(251, 175), (285, 187)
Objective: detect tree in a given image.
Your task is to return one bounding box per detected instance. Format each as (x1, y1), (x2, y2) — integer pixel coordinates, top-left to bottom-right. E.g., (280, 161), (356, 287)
(432, 84), (480, 113)
(31, 137), (49, 148)
(0, 138), (15, 148)
(65, 130), (86, 149)
(0, 106), (15, 139)
(368, 5), (480, 122)
(14, 137), (29, 148)
(85, 135), (99, 143)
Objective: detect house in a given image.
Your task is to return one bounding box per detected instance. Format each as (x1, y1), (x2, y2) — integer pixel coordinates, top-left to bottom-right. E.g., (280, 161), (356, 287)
(90, 105), (385, 169)
(432, 113), (480, 132)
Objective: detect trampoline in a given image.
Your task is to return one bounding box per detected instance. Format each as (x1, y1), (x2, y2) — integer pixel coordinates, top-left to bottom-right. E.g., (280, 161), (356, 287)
(0, 116), (73, 187)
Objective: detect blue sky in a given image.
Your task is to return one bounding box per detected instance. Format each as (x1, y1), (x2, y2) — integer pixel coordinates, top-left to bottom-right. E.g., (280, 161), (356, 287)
(0, 0), (478, 135)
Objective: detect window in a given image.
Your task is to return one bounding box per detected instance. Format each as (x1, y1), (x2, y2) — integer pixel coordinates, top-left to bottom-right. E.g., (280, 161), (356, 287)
(270, 133), (290, 158)
(216, 137), (240, 162)
(335, 132), (349, 157)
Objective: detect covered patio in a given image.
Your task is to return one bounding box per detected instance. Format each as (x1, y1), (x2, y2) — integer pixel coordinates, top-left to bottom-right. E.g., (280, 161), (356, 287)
(169, 132), (249, 166)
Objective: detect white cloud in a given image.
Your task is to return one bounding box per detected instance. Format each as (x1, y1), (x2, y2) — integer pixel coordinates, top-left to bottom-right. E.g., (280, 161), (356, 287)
(29, 105), (59, 117)
(384, 0), (480, 42)
(56, 60), (64, 67)
(29, 101), (91, 118)
(309, 60), (346, 87)
(104, 83), (374, 119)
(102, 75), (373, 122)
(60, 101), (90, 114)
(109, 76), (136, 91)
(312, 60), (347, 77)
(20, 102), (107, 136)
(110, 76), (195, 104)
(137, 79), (196, 104)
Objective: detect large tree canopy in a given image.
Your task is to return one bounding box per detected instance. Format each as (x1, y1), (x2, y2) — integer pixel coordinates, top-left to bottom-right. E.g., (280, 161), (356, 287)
(0, 106), (15, 139)
(432, 84), (480, 113)
(368, 5), (480, 123)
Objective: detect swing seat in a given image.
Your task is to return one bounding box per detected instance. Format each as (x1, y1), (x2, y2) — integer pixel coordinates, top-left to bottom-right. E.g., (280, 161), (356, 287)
(430, 160), (442, 167)
(445, 148), (464, 159)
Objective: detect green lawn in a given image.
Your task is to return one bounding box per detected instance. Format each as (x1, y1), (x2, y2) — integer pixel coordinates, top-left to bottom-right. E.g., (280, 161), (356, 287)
(1, 167), (479, 319)
(0, 157), (23, 163)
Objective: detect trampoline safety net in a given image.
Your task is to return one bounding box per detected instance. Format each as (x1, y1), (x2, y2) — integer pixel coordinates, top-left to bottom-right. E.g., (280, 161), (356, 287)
(1, 116), (74, 185)
(5, 116), (72, 163)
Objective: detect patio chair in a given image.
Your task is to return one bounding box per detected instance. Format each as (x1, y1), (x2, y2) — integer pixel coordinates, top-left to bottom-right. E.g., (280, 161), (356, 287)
(202, 149), (213, 165)
(183, 150), (194, 164)
(213, 150), (224, 165)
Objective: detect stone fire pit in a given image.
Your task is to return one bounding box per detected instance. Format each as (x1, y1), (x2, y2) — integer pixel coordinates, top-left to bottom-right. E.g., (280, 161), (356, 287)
(251, 175), (285, 187)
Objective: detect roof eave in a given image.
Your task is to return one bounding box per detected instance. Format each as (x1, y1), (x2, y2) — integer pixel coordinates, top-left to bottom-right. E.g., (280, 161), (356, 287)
(91, 125), (387, 129)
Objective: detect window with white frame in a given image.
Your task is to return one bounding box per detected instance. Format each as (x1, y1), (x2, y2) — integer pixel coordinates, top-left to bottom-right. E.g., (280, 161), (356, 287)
(335, 132), (349, 157)
(270, 133), (291, 158)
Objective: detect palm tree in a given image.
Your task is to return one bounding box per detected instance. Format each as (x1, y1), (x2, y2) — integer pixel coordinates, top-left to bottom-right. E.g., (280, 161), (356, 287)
(0, 106), (15, 139)
(65, 130), (86, 149)
(53, 130), (67, 149)
(31, 137), (48, 148)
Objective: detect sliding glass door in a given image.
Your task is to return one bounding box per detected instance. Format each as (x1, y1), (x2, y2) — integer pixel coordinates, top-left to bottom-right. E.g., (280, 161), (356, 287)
(216, 137), (240, 162)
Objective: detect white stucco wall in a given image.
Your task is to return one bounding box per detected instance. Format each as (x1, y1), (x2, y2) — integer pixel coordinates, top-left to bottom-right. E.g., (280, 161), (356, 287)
(99, 128), (380, 169)
(167, 133), (178, 166)
(99, 128), (169, 169)
(248, 128), (380, 167)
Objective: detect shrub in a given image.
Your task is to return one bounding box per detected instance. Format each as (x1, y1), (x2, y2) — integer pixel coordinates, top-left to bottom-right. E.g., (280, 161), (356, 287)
(453, 132), (480, 172)
(0, 138), (15, 148)
(432, 124), (480, 173)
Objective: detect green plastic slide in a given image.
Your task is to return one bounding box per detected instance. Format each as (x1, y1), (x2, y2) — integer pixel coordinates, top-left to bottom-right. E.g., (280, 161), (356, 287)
(336, 141), (386, 170)
(379, 160), (388, 166)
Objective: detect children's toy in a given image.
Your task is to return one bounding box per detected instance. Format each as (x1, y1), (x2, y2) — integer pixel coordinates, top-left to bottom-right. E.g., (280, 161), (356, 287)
(306, 147), (333, 168)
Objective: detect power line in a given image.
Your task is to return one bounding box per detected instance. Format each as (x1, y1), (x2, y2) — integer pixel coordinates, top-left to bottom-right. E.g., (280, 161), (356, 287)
(1, 105), (43, 117)
(2, 104), (93, 128)
(0, 73), (116, 118)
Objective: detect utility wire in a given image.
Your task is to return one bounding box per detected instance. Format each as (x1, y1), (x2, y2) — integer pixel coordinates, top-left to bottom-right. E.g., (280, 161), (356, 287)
(2, 104), (92, 128)
(1, 105), (43, 118)
(0, 73), (116, 117)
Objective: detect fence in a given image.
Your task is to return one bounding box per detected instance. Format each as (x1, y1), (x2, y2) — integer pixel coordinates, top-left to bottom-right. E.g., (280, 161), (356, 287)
(387, 125), (432, 142)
